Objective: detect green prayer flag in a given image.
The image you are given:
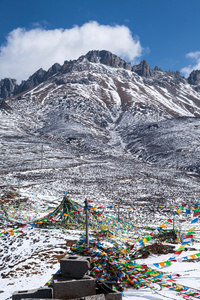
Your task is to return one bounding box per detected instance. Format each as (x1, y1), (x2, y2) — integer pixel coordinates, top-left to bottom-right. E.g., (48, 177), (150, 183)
(146, 235), (152, 241)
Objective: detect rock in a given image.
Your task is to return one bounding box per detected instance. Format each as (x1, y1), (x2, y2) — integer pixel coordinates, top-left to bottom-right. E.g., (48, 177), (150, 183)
(154, 66), (162, 71)
(130, 242), (175, 259)
(0, 78), (17, 99)
(15, 63), (61, 95)
(82, 50), (131, 70)
(17, 68), (46, 93)
(0, 98), (12, 112)
(55, 77), (67, 85)
(132, 60), (152, 77)
(44, 63), (61, 80)
(188, 69), (200, 85)
(195, 85), (200, 92)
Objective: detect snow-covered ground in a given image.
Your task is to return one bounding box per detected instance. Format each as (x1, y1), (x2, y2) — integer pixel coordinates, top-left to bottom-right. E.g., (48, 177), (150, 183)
(1, 188), (200, 300)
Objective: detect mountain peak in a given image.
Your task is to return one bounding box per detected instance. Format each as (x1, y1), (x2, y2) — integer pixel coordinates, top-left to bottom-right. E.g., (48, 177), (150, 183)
(80, 50), (132, 70)
(132, 59), (152, 77)
(0, 50), (199, 101)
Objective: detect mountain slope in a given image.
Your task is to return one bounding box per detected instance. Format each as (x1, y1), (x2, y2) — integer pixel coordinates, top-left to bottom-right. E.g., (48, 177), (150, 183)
(122, 117), (200, 171)
(4, 50), (200, 153)
(1, 50), (200, 204)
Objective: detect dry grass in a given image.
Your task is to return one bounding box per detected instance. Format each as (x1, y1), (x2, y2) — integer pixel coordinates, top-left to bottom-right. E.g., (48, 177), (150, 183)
(1, 246), (70, 279)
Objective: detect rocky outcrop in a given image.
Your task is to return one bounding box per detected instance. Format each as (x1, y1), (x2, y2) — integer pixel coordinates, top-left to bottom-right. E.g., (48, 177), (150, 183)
(186, 70), (200, 92)
(154, 66), (162, 71)
(15, 63), (62, 95)
(0, 98), (12, 112)
(0, 78), (17, 99)
(165, 70), (185, 84)
(44, 62), (61, 80)
(188, 70), (200, 85)
(17, 68), (46, 93)
(132, 60), (152, 77)
(81, 50), (131, 70)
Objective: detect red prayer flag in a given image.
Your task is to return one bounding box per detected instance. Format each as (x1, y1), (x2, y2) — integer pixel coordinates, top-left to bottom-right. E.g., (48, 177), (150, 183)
(185, 234), (193, 239)
(193, 211), (200, 217)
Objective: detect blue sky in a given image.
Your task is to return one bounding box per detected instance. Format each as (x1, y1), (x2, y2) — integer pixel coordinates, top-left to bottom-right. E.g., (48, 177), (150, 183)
(0, 0), (200, 82)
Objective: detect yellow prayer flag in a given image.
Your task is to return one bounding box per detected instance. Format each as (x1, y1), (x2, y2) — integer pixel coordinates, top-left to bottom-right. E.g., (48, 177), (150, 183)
(188, 227), (196, 232)
(159, 262), (165, 267)
(190, 254), (196, 259)
(102, 224), (107, 230)
(151, 273), (160, 277)
(176, 209), (181, 213)
(161, 224), (167, 228)
(89, 207), (96, 210)
(143, 237), (147, 243)
(176, 284), (184, 289)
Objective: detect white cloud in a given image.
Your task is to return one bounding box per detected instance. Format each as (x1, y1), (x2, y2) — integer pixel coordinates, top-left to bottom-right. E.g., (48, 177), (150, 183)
(0, 21), (143, 83)
(181, 51), (200, 78)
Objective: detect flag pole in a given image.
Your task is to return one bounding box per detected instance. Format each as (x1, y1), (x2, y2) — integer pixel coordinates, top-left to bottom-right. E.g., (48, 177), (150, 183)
(85, 198), (89, 245)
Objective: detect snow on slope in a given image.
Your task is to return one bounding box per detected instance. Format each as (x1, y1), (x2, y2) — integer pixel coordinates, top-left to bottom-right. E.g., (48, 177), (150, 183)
(2, 57), (200, 159)
(1, 52), (200, 299)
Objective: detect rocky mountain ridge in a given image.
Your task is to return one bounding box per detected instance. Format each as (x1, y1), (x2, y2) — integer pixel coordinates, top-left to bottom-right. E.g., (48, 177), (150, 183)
(0, 50), (199, 99)
(2, 49), (200, 163)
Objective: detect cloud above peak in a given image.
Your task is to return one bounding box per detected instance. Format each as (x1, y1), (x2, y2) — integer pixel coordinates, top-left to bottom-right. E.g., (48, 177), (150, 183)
(181, 51), (200, 78)
(0, 22), (143, 83)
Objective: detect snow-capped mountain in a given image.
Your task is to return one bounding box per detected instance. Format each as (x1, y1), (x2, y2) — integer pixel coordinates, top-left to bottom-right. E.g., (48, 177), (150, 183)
(1, 50), (200, 204)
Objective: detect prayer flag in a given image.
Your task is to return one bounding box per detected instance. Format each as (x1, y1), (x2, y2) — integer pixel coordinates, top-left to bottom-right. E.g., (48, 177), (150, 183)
(193, 208), (200, 217)
(191, 217), (199, 223)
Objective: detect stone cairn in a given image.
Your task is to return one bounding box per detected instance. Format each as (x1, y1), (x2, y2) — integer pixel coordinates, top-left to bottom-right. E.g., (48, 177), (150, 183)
(12, 255), (122, 300)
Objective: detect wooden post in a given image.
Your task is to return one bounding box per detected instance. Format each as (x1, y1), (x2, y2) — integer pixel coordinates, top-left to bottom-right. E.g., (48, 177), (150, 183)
(85, 199), (89, 245)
